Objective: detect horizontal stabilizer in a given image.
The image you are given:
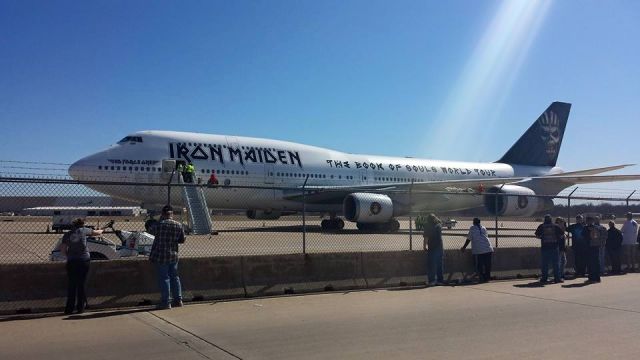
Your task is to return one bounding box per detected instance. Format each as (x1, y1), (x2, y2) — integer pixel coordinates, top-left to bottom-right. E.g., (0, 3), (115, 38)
(550, 164), (635, 176)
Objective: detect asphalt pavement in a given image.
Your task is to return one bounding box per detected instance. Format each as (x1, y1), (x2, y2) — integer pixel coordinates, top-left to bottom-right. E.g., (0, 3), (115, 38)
(3, 274), (640, 359)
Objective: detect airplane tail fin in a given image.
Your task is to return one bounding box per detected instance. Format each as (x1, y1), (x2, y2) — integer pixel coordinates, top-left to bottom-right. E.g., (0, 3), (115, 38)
(497, 102), (571, 167)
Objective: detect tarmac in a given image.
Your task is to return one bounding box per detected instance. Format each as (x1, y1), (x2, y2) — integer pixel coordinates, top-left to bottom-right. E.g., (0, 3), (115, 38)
(1, 217), (542, 263)
(2, 274), (640, 359)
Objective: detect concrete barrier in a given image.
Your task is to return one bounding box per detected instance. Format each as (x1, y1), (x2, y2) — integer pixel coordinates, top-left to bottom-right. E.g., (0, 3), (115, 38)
(1, 248), (553, 315)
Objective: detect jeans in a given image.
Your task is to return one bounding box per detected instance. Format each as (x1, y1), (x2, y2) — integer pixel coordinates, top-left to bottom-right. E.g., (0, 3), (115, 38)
(559, 251), (567, 279)
(155, 261), (182, 306)
(623, 245), (637, 270)
(475, 253), (492, 283)
(599, 246), (606, 274)
(427, 248), (444, 283)
(540, 247), (560, 282)
(66, 259), (90, 313)
(573, 245), (588, 276)
(587, 247), (601, 282)
(607, 248), (622, 274)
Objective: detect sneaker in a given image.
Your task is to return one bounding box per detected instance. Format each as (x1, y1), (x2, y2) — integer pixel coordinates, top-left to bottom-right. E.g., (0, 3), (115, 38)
(427, 281), (437, 286)
(155, 303), (171, 310)
(171, 300), (184, 308)
(554, 279), (564, 284)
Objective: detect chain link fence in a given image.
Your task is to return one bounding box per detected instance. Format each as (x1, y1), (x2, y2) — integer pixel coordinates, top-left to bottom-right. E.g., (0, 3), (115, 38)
(1, 177), (640, 264)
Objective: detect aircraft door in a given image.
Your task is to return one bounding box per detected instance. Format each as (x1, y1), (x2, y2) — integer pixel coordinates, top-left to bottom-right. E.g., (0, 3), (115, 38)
(359, 169), (370, 185)
(264, 164), (274, 184)
(161, 159), (176, 181)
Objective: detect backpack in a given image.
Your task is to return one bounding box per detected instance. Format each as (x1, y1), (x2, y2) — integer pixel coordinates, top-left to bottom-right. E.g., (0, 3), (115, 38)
(541, 224), (558, 244)
(588, 226), (604, 247)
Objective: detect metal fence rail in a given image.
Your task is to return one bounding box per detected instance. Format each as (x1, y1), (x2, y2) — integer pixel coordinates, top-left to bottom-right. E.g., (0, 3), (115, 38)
(1, 177), (639, 264)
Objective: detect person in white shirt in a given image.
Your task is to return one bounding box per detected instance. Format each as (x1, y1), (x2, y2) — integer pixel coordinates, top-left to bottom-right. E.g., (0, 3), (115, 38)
(461, 218), (494, 283)
(621, 212), (638, 272)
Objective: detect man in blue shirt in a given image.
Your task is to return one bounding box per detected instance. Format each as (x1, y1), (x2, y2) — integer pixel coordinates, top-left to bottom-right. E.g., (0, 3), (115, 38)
(567, 215), (587, 278)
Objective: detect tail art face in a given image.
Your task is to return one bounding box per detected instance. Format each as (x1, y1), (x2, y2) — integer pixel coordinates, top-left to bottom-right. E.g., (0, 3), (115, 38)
(539, 110), (561, 158)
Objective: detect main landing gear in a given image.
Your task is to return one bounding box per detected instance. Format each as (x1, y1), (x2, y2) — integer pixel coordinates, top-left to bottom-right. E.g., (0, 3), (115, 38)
(356, 219), (401, 233)
(321, 218), (345, 231)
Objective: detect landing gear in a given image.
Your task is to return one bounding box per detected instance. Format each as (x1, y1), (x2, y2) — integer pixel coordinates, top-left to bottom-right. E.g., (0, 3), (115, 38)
(321, 218), (345, 231)
(356, 219), (400, 233)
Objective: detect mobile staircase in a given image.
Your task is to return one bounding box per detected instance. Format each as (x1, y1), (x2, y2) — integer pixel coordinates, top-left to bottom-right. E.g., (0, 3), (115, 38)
(181, 183), (214, 235)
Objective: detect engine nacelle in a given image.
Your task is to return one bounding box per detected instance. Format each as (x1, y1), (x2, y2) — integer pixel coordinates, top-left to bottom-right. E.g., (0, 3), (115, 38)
(484, 185), (553, 217)
(246, 209), (282, 220)
(343, 193), (394, 223)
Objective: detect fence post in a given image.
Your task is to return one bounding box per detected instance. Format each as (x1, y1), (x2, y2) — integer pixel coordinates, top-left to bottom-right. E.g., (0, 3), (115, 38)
(409, 180), (414, 251)
(302, 175), (309, 254)
(567, 187), (577, 247)
(626, 190), (636, 213)
(167, 170), (175, 205)
(495, 184), (505, 248)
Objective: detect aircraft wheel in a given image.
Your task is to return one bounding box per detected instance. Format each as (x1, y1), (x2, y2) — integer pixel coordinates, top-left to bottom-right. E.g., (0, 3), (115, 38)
(391, 219), (400, 232)
(321, 219), (330, 231)
(336, 218), (345, 230)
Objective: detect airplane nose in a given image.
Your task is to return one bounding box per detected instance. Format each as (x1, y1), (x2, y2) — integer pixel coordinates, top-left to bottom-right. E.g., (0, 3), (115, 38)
(68, 159), (84, 180)
(68, 161), (80, 180)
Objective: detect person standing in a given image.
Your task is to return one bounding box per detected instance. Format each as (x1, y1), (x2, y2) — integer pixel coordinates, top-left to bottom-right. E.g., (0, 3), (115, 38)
(595, 216), (608, 274)
(423, 213), (444, 286)
(535, 215), (564, 283)
(149, 205), (186, 310)
(461, 218), (494, 283)
(60, 218), (104, 315)
(606, 221), (623, 274)
(185, 162), (196, 183)
(555, 217), (568, 280)
(582, 215), (604, 283)
(567, 215), (587, 277)
(621, 212), (638, 272)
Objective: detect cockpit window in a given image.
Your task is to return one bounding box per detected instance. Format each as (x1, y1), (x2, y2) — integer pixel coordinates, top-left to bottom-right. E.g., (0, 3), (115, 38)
(118, 136), (143, 144)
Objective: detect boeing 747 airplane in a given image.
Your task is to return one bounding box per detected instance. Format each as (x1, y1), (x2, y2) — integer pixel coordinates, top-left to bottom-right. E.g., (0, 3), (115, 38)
(69, 102), (640, 231)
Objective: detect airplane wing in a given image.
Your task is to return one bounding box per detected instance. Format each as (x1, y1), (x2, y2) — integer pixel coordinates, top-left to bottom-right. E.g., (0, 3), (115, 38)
(283, 174), (640, 203)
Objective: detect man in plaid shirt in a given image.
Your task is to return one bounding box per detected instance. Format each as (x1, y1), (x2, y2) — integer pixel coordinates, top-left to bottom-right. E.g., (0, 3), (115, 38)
(149, 205), (186, 309)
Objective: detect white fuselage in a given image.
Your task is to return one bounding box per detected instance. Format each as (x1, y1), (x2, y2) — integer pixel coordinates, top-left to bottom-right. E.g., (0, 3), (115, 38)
(69, 131), (561, 214)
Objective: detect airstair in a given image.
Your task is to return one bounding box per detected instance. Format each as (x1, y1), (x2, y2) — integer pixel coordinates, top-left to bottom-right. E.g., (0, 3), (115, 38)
(182, 184), (213, 235)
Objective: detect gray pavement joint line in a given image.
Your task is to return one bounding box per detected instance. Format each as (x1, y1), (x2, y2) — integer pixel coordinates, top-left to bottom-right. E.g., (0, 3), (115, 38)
(130, 312), (216, 359)
(146, 311), (244, 360)
(464, 286), (640, 315)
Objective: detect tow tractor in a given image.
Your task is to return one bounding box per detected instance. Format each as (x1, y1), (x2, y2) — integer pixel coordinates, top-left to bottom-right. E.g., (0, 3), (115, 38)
(50, 220), (155, 261)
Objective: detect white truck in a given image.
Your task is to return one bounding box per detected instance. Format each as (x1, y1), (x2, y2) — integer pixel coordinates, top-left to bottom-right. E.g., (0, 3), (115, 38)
(50, 222), (155, 261)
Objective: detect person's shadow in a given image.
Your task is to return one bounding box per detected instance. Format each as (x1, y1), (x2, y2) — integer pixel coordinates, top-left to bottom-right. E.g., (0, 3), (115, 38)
(513, 281), (546, 288)
(63, 308), (149, 320)
(561, 281), (597, 288)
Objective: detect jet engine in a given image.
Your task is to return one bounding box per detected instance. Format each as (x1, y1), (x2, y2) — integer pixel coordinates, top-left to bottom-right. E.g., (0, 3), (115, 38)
(483, 185), (553, 217)
(343, 193), (394, 223)
(246, 209), (282, 220)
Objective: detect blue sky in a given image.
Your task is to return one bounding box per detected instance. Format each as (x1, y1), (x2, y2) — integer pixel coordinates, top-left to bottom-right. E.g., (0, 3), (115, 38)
(1, 0), (639, 194)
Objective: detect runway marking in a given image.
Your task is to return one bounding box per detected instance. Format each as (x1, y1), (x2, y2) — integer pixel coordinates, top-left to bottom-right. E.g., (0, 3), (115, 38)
(463, 284), (640, 315)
